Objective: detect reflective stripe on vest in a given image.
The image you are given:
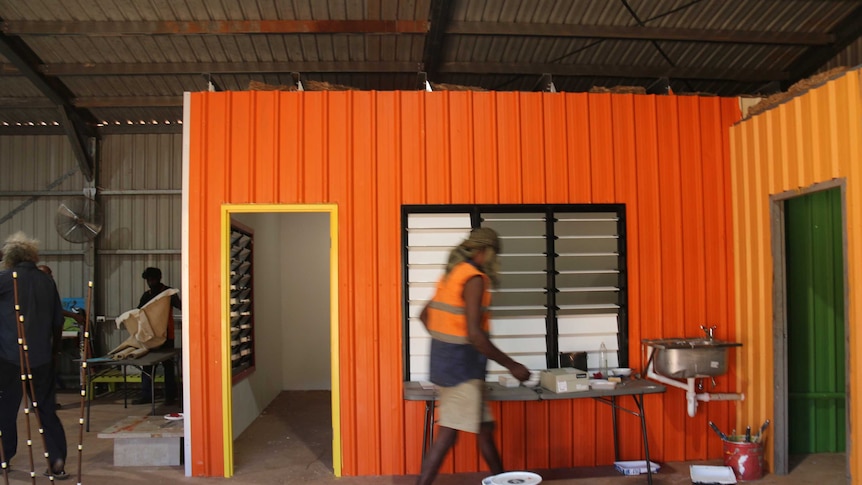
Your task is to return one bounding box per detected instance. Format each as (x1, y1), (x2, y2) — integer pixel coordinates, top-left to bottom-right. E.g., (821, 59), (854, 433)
(426, 262), (491, 341)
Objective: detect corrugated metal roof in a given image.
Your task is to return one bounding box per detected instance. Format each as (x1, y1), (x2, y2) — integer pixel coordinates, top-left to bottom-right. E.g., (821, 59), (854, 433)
(0, 0), (860, 130)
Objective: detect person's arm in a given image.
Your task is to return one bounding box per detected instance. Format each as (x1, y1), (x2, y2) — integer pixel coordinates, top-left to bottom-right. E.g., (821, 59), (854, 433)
(419, 303), (429, 330)
(51, 290), (65, 356)
(463, 276), (530, 381)
(171, 292), (181, 310)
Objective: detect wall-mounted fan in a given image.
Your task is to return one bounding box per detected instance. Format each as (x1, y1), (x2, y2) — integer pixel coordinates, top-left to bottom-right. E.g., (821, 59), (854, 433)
(55, 197), (103, 243)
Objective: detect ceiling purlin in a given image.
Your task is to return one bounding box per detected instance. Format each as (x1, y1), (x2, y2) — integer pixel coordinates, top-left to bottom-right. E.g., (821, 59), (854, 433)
(445, 22), (834, 46)
(784, 4), (862, 89)
(0, 24), (97, 181)
(0, 19), (431, 35)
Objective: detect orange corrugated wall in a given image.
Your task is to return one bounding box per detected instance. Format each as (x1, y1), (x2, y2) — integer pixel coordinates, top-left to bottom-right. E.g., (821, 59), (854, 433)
(187, 91), (741, 477)
(730, 69), (862, 480)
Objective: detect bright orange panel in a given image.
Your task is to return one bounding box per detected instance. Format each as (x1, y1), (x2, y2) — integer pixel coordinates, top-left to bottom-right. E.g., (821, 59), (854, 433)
(520, 93), (546, 203)
(350, 91), (381, 475)
(472, 93), (500, 204)
(655, 96), (687, 461)
(496, 92), (523, 203)
(375, 92), (406, 475)
(588, 93), (614, 203)
(187, 89), (744, 477)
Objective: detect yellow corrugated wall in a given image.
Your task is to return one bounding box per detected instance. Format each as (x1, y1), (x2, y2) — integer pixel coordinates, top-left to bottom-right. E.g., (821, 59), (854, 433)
(729, 68), (862, 480)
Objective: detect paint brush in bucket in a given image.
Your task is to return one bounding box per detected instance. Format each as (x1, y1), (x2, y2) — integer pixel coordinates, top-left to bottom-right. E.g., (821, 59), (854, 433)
(708, 421), (728, 441)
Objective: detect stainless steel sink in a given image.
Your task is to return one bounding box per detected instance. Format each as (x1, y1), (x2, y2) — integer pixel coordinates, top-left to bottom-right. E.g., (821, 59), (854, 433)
(643, 338), (742, 378)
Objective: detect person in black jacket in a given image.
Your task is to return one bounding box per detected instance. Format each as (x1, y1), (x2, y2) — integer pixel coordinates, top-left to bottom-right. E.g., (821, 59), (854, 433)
(133, 267), (181, 406)
(0, 232), (69, 479)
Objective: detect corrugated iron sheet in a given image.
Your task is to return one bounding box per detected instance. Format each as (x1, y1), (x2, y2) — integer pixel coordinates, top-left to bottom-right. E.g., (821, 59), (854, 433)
(1, 0), (861, 125)
(0, 133), (183, 350)
(729, 68), (862, 479)
(188, 89), (741, 477)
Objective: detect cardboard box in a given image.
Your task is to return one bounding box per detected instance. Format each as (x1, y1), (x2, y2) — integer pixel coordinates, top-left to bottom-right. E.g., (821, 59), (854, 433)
(540, 368), (590, 393)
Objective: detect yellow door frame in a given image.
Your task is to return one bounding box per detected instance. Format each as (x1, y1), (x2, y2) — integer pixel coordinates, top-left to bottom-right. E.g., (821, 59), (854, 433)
(220, 203), (341, 477)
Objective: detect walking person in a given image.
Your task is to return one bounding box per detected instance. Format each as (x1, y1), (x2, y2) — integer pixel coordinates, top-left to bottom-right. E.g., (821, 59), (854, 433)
(0, 232), (69, 479)
(416, 227), (530, 485)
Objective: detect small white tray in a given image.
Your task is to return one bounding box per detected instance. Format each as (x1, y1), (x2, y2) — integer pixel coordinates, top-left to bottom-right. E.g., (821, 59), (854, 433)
(613, 460), (660, 475)
(690, 465), (737, 484)
(590, 379), (617, 390)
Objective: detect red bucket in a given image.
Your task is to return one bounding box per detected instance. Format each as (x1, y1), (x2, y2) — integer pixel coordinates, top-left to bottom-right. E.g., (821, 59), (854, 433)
(723, 439), (763, 481)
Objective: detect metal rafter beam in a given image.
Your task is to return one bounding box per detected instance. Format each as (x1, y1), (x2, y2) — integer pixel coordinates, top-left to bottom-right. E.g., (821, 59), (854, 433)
(783, 4), (862, 88)
(439, 62), (789, 83)
(421, 0), (453, 79)
(39, 61), (422, 76)
(2, 19), (429, 35)
(0, 29), (97, 180)
(0, 96), (182, 108)
(446, 21), (835, 46)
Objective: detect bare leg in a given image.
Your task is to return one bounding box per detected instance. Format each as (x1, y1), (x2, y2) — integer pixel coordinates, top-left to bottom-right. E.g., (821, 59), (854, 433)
(416, 426), (458, 485)
(478, 421), (503, 475)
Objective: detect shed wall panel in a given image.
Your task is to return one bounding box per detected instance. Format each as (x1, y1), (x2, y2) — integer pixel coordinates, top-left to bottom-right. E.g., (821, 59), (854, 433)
(730, 69), (862, 479)
(187, 90), (742, 477)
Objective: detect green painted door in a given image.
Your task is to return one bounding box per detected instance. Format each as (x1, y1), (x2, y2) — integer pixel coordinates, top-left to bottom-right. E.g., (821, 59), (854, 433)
(785, 188), (846, 453)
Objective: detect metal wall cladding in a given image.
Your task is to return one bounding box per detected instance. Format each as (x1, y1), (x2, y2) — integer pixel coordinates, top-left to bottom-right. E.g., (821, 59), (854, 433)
(0, 135), (91, 291)
(188, 90), (741, 476)
(98, 134), (182, 319)
(0, 133), (183, 353)
(729, 69), (862, 480)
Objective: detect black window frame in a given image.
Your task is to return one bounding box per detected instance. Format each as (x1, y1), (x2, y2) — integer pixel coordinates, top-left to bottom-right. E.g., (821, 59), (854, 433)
(401, 203), (628, 381)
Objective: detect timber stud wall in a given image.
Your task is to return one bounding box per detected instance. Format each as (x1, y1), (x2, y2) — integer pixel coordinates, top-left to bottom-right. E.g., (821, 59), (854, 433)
(187, 91), (740, 476)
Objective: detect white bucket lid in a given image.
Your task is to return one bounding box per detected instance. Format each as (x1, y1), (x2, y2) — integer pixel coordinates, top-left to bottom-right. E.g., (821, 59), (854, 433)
(481, 471), (542, 485)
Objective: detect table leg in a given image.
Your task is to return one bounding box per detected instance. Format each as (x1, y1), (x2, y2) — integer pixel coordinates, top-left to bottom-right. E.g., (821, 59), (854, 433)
(632, 394), (653, 485)
(151, 364), (157, 416)
(123, 365), (128, 408)
(611, 396), (619, 461)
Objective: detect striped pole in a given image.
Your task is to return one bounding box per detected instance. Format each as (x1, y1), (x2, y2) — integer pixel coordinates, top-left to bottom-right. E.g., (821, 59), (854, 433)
(76, 281), (94, 485)
(13, 272), (58, 482)
(0, 428), (8, 485)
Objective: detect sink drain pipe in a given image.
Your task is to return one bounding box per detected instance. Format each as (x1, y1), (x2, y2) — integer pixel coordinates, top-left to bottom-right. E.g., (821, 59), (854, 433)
(644, 349), (744, 417)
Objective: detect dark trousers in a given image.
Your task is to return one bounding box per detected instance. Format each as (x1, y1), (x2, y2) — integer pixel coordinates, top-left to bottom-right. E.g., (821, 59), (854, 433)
(0, 361), (67, 464)
(140, 340), (176, 401)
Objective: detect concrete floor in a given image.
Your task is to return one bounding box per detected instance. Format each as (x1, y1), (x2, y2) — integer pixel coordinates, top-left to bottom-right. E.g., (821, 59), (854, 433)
(2, 389), (848, 484)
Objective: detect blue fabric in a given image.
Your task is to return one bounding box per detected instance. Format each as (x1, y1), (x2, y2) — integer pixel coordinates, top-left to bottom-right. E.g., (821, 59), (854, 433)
(429, 338), (487, 387)
(0, 262), (64, 367)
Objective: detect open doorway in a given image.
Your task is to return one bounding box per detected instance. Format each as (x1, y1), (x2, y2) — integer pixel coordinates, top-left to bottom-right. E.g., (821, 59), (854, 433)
(220, 204), (341, 477)
(771, 182), (848, 476)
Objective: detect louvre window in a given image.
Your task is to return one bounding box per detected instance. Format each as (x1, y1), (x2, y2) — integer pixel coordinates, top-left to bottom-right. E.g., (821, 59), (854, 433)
(402, 205), (627, 382)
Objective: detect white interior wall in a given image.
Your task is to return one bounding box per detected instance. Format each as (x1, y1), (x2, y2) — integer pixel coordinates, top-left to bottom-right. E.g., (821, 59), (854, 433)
(230, 212), (284, 438)
(280, 212), (331, 390)
(230, 211), (331, 438)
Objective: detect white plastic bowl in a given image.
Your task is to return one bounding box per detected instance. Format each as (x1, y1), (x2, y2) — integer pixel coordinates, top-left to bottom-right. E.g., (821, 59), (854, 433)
(611, 367), (632, 377)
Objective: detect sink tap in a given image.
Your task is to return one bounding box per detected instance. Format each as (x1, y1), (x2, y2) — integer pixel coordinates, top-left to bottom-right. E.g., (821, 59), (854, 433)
(700, 325), (717, 340)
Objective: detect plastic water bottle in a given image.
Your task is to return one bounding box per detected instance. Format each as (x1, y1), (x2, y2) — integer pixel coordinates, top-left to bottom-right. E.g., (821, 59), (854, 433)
(599, 342), (609, 378)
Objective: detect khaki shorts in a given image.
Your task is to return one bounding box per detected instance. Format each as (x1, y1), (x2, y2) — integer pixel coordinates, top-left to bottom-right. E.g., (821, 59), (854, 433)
(437, 379), (493, 434)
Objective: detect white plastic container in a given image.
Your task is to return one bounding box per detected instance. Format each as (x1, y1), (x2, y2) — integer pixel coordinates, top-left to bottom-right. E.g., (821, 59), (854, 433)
(613, 460), (660, 476)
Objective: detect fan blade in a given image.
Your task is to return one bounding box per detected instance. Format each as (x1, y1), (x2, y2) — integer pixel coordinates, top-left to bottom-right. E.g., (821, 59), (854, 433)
(81, 220), (103, 235)
(61, 224), (82, 241)
(57, 202), (80, 220)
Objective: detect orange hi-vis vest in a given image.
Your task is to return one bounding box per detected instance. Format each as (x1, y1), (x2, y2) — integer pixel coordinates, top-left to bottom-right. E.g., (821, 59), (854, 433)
(426, 262), (491, 342)
(427, 262), (491, 386)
